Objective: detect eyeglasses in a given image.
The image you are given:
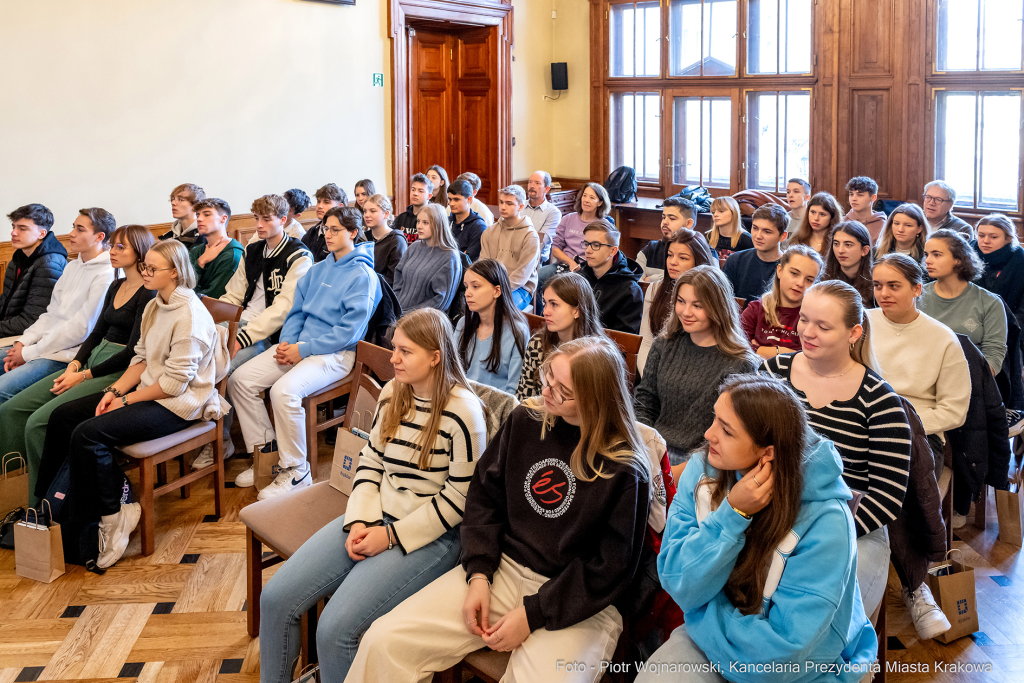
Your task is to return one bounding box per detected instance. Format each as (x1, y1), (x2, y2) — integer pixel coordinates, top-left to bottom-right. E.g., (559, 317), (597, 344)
(922, 194), (952, 205)
(540, 372), (574, 405)
(110, 243), (129, 253)
(140, 265), (175, 276)
(581, 240), (613, 251)
(325, 226), (351, 236)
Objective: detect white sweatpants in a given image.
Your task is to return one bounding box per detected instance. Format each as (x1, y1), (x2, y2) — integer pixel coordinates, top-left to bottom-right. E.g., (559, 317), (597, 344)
(226, 344), (355, 469)
(344, 554), (623, 683)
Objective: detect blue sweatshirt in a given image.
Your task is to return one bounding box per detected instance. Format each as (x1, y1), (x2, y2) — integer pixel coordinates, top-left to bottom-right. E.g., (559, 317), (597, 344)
(454, 316), (530, 395)
(659, 433), (877, 683)
(280, 242), (381, 358)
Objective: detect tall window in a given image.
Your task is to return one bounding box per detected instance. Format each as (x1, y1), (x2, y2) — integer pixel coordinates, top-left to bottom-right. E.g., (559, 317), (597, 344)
(746, 91), (811, 191)
(610, 92), (662, 182)
(936, 0), (1024, 71)
(747, 0), (814, 74)
(609, 1), (662, 77)
(673, 96), (733, 187)
(669, 0), (738, 76)
(934, 91), (1022, 210)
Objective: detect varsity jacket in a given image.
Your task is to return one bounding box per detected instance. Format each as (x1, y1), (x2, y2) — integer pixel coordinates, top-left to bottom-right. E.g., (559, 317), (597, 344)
(219, 236), (312, 349)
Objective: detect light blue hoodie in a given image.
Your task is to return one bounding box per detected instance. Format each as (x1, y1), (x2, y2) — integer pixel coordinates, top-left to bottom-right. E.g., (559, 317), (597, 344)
(658, 432), (877, 683)
(280, 242), (381, 358)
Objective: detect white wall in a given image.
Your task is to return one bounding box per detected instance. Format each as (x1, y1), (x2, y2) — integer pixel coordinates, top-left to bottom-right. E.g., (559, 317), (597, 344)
(0, 0), (392, 240)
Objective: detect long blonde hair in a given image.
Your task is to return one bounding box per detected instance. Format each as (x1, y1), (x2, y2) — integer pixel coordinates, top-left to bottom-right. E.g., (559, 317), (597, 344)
(875, 203), (931, 259)
(707, 196), (745, 248)
(804, 280), (878, 371)
(378, 309), (481, 469)
(663, 265), (755, 363)
(366, 193), (395, 228)
(761, 244), (823, 327)
(525, 336), (650, 482)
(141, 240), (197, 335)
(420, 203), (459, 251)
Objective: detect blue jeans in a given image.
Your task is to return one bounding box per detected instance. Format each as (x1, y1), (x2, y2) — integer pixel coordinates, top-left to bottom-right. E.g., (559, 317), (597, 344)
(857, 525), (890, 617)
(637, 624), (727, 682)
(511, 286), (533, 311)
(0, 349), (66, 409)
(259, 513), (462, 683)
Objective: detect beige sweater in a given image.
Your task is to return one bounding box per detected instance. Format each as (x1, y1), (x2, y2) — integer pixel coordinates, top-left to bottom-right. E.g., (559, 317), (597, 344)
(479, 215), (540, 294)
(131, 287), (230, 421)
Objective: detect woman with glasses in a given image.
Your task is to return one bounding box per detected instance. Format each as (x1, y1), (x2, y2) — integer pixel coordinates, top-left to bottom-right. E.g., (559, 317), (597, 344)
(346, 336), (651, 683)
(38, 239), (230, 568)
(0, 225), (155, 504)
(634, 266), (758, 472)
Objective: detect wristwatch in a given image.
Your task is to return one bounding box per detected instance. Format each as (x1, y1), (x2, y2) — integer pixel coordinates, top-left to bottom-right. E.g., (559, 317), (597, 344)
(121, 395), (130, 408)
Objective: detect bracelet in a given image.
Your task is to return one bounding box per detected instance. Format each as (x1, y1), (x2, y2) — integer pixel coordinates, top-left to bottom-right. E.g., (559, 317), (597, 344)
(469, 575), (490, 584)
(68, 361), (82, 371)
(386, 524), (395, 550)
(103, 385), (123, 398)
(730, 504), (753, 520)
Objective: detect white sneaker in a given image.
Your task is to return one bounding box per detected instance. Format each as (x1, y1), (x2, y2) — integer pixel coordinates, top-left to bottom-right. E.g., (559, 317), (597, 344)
(257, 463), (312, 501)
(97, 502), (142, 569)
(902, 583), (951, 640)
(192, 439), (237, 470)
(234, 466), (255, 488)
(952, 512), (968, 529)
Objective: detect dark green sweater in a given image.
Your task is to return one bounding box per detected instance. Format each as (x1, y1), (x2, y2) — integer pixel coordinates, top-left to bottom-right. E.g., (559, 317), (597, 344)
(189, 238), (244, 299)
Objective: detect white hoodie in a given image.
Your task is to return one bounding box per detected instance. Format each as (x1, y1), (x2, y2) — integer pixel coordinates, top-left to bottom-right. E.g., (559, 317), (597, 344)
(18, 250), (114, 363)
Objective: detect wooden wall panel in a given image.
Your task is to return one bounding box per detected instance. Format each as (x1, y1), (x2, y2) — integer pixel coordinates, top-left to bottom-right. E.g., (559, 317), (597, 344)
(851, 0), (894, 76)
(849, 90), (893, 194)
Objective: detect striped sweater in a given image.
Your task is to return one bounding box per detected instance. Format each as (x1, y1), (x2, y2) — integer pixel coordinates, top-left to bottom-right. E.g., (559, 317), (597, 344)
(344, 381), (487, 553)
(760, 354), (912, 537)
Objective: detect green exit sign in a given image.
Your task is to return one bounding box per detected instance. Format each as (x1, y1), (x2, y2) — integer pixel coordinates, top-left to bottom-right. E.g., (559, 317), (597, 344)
(372, 73), (383, 87)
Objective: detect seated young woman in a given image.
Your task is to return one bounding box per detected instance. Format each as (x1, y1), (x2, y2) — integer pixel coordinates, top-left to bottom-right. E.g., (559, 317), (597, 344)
(638, 228), (717, 374)
(38, 240), (229, 569)
(455, 259), (531, 395)
(634, 266), (758, 470)
(740, 244), (823, 359)
(346, 335), (651, 683)
(786, 191), (844, 259)
(921, 229), (1007, 376)
(973, 213), (1024, 331)
(637, 375), (877, 683)
(362, 193), (407, 288)
(873, 203), (931, 261)
(0, 225), (155, 503)
(758, 280), (911, 617)
(705, 196), (752, 261)
(868, 253), (969, 640)
(257, 308), (486, 682)
(393, 203), (462, 312)
(515, 272), (603, 401)
(823, 220), (874, 307)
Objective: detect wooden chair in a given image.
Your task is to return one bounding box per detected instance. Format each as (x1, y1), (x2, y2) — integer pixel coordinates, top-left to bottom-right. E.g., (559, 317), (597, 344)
(604, 328), (643, 389)
(240, 341), (394, 637)
(638, 279), (651, 297)
(525, 312), (545, 334)
(734, 297), (747, 312)
(939, 439), (954, 553)
(118, 297), (242, 555)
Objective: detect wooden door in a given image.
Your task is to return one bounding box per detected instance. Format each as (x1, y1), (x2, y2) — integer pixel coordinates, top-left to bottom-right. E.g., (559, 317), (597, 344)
(409, 25), (500, 205)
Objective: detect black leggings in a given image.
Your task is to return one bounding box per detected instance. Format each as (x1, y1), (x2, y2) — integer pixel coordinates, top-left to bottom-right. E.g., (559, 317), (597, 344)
(40, 393), (195, 523)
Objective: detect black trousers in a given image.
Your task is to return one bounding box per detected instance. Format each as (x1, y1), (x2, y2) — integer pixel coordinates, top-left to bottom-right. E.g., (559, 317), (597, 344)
(40, 393), (195, 522)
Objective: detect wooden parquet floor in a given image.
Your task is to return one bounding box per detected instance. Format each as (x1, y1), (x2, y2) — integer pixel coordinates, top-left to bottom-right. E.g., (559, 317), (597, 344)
(2, 439), (1022, 683)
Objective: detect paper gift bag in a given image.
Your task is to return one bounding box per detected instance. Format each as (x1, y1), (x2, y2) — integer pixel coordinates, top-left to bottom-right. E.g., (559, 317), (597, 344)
(1, 453), (30, 516)
(995, 472), (1023, 547)
(330, 383), (378, 497)
(254, 438), (281, 491)
(926, 549), (978, 643)
(14, 502), (64, 584)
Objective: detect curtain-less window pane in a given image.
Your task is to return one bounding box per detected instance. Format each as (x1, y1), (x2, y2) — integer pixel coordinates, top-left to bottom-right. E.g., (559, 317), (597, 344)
(937, 0), (1023, 71)
(673, 96), (732, 187)
(610, 92), (662, 182)
(745, 91), (810, 192)
(747, 0), (812, 75)
(610, 2), (662, 77)
(935, 91), (1022, 210)
(669, 0), (737, 76)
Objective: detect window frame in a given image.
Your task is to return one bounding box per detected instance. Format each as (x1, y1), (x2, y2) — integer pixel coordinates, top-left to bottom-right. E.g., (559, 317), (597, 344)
(741, 87), (814, 194)
(929, 0), (1024, 76)
(664, 87), (741, 196)
(608, 89), (665, 185)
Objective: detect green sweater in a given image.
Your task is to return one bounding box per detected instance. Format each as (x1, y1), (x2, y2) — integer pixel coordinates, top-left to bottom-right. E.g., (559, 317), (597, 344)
(920, 281), (1007, 374)
(189, 238), (244, 299)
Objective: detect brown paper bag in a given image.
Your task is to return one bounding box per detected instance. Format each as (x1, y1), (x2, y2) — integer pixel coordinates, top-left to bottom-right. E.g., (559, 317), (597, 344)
(329, 384), (378, 497)
(14, 501), (64, 584)
(254, 440), (281, 491)
(995, 473), (1023, 547)
(926, 549), (978, 643)
(1, 453), (30, 516)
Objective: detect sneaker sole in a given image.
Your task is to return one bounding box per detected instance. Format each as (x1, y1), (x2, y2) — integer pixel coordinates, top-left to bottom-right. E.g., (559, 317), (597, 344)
(98, 504), (142, 569)
(916, 614), (952, 640)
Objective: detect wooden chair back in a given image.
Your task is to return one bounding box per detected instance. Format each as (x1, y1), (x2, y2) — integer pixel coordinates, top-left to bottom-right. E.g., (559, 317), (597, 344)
(604, 328), (642, 389)
(343, 341), (395, 431)
(734, 297), (747, 312)
(525, 312), (545, 334)
(201, 297), (244, 324)
(638, 280), (651, 297)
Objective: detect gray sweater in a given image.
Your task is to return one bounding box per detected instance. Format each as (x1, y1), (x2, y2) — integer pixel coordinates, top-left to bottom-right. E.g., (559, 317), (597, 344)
(393, 241), (461, 312)
(634, 332), (758, 463)
(919, 281), (1007, 373)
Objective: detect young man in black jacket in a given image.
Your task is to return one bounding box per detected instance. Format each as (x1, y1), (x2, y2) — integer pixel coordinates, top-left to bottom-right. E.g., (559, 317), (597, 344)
(301, 183), (347, 262)
(0, 204), (67, 339)
(447, 179), (487, 261)
(393, 173), (433, 245)
(578, 222), (643, 335)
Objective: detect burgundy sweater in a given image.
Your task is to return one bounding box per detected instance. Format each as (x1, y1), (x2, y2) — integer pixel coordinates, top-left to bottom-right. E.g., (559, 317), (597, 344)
(740, 299), (801, 351)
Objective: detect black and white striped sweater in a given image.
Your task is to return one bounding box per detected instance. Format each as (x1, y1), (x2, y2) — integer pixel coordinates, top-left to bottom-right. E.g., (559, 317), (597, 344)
(344, 381), (487, 553)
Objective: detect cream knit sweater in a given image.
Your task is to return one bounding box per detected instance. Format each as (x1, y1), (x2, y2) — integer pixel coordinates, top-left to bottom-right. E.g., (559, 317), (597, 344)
(131, 287), (230, 421)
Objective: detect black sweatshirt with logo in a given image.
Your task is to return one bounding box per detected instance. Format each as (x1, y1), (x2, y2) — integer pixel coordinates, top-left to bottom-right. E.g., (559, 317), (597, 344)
(461, 405), (649, 632)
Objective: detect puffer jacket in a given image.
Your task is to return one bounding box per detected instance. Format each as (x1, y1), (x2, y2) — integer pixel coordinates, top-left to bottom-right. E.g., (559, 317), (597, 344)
(0, 232), (68, 337)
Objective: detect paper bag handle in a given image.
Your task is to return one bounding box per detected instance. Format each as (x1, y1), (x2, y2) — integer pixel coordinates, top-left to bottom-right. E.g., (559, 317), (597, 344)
(25, 500), (54, 528)
(944, 547), (966, 566)
(2, 452), (25, 478)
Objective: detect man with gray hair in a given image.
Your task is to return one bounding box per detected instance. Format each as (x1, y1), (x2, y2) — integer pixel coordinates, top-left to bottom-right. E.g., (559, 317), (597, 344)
(923, 180), (974, 239)
(480, 184), (540, 310)
(523, 170), (563, 265)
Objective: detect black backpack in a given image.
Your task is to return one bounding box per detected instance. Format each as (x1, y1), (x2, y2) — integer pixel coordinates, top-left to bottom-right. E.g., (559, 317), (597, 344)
(604, 166), (638, 204)
(667, 185), (713, 213)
